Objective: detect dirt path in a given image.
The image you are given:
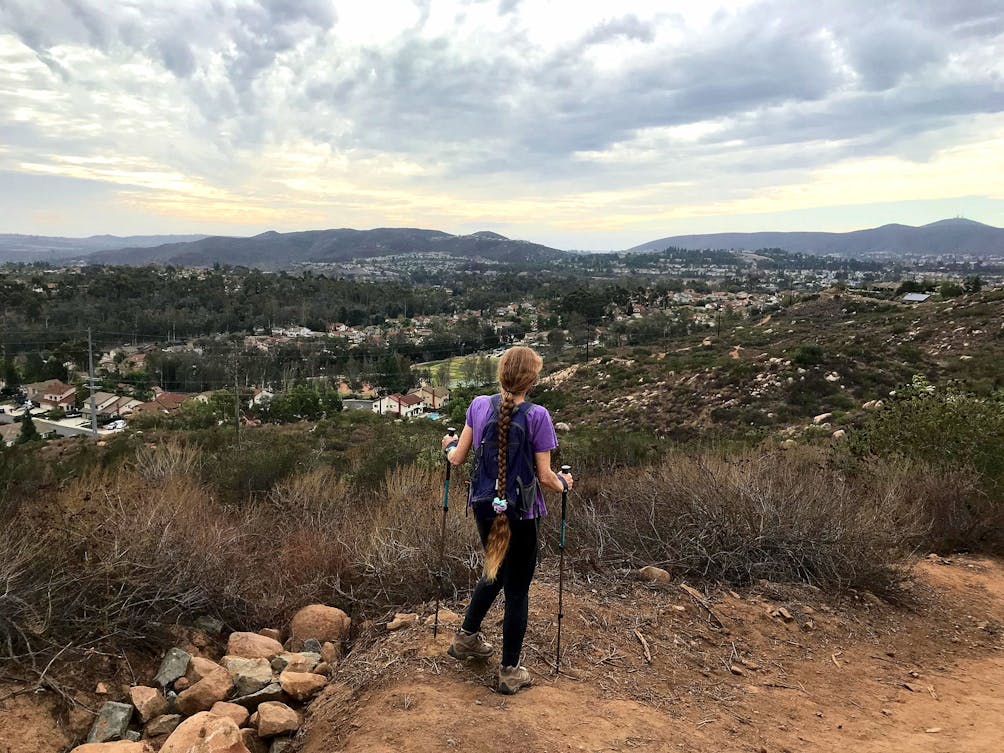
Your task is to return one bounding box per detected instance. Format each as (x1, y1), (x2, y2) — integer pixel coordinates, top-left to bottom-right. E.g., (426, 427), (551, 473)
(302, 557), (1004, 753)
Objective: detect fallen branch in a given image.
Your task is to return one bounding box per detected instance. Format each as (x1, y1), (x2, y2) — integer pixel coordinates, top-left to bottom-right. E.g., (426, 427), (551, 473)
(680, 584), (725, 629)
(633, 629), (652, 664)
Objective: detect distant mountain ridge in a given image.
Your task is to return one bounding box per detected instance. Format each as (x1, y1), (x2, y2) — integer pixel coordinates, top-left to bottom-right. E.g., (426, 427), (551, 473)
(626, 219), (1004, 256)
(0, 234), (210, 263)
(82, 227), (564, 268)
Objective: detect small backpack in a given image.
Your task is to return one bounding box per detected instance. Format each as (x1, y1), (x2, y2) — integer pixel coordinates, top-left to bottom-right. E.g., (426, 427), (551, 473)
(469, 394), (539, 522)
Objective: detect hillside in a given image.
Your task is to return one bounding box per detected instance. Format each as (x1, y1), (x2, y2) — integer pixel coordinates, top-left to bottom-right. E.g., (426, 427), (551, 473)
(627, 218), (1004, 256)
(0, 234), (209, 263)
(539, 289), (1004, 440)
(84, 228), (565, 269)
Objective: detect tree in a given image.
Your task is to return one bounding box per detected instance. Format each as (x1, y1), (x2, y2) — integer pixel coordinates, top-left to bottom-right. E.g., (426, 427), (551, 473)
(939, 281), (964, 298)
(547, 328), (566, 353)
(434, 361), (452, 388)
(2, 359), (20, 397)
(17, 412), (40, 444)
(964, 275), (983, 294)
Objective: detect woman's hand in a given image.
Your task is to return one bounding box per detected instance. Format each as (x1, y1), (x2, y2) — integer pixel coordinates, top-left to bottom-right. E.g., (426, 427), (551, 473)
(557, 471), (574, 491)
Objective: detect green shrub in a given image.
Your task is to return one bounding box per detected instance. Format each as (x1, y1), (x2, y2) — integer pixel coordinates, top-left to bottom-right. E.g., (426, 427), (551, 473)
(789, 344), (825, 366)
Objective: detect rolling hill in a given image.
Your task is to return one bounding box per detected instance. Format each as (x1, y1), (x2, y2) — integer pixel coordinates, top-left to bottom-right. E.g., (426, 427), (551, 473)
(0, 234), (209, 263)
(627, 218), (1004, 256)
(83, 228), (564, 268)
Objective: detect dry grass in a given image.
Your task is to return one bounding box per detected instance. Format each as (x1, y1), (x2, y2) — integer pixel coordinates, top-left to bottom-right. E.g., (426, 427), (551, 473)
(570, 448), (924, 592)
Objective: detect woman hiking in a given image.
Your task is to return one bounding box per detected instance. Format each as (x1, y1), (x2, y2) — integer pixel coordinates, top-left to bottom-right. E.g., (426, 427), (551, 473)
(441, 345), (573, 694)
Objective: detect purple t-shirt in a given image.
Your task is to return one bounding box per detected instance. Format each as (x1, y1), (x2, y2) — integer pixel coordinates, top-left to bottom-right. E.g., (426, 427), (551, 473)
(465, 394), (559, 519)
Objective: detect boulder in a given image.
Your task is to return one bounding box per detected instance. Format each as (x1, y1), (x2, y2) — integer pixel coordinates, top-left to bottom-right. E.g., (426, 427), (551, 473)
(270, 652), (320, 674)
(155, 648), (192, 688)
(224, 657), (274, 697)
(831, 429), (847, 441)
(256, 703), (299, 738)
(230, 683), (285, 711)
(240, 729), (268, 753)
(186, 657), (230, 685)
(145, 714), (182, 738)
(210, 701), (250, 728)
(227, 632), (284, 660)
(175, 671), (234, 716)
(812, 412), (833, 425)
(70, 743), (152, 753)
(160, 712), (249, 753)
(554, 422), (571, 432)
(638, 566), (671, 584)
(387, 613), (419, 631)
(288, 605), (350, 651)
(129, 686), (168, 723)
(86, 702), (134, 744)
(278, 671), (326, 701)
(780, 439), (797, 449)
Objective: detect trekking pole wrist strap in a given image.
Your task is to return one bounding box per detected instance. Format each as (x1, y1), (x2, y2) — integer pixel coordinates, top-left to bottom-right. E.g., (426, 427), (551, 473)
(444, 440), (458, 454)
(558, 475), (569, 492)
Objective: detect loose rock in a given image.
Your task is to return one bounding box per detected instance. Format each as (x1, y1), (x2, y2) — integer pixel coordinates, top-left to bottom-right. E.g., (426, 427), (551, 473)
(227, 632), (284, 660)
(145, 714), (182, 738)
(231, 683), (285, 711)
(256, 702), (299, 738)
(71, 743), (152, 753)
(278, 670), (327, 701)
(638, 566), (671, 584)
(224, 657), (274, 697)
(175, 671), (234, 716)
(269, 739), (292, 753)
(270, 652), (320, 674)
(812, 412), (833, 425)
(160, 712), (248, 753)
(302, 638), (323, 654)
(387, 613), (419, 631)
(258, 629), (282, 642)
(288, 605), (350, 651)
(193, 616), (226, 636)
(86, 702), (134, 744)
(211, 701), (250, 728)
(155, 648), (192, 688)
(186, 656), (230, 685)
(423, 609), (462, 628)
(129, 686), (168, 723)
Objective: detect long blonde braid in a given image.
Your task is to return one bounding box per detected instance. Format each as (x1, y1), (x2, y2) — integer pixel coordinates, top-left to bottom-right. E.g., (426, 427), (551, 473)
(483, 347), (543, 582)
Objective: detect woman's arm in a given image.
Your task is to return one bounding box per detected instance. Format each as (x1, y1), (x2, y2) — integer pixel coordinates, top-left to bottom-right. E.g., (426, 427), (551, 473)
(442, 424), (474, 465)
(535, 450), (574, 493)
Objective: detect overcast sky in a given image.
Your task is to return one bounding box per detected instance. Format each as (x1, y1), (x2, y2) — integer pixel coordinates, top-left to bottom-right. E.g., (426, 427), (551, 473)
(1, 0), (1002, 249)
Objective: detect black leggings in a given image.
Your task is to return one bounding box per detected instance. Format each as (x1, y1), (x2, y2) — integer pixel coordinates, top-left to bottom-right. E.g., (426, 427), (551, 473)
(461, 517), (538, 667)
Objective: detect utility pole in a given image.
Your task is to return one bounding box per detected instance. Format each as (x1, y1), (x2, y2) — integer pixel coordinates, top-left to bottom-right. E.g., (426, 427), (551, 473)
(87, 328), (98, 436)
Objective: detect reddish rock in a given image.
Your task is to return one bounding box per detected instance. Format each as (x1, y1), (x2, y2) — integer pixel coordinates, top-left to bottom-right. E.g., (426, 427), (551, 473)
(256, 702), (299, 738)
(185, 657), (228, 685)
(226, 632), (284, 660)
(278, 671), (327, 701)
(175, 671), (233, 716)
(258, 628), (282, 642)
(313, 662), (330, 676)
(288, 605), (350, 651)
(129, 686), (168, 723)
(174, 677), (191, 691)
(211, 701), (250, 728)
(320, 641), (340, 665)
(70, 744), (152, 753)
(160, 712), (249, 753)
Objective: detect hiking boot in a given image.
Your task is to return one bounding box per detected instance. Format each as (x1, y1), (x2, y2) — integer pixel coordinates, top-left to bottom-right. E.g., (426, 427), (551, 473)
(447, 630), (493, 661)
(497, 664), (532, 695)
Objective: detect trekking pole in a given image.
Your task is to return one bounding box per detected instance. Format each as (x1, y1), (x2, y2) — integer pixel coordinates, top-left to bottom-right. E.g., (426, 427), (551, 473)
(433, 427), (456, 638)
(555, 464), (571, 674)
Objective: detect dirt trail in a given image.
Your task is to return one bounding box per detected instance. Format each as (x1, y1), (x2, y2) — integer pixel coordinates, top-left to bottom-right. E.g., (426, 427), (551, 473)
(302, 557), (1004, 753)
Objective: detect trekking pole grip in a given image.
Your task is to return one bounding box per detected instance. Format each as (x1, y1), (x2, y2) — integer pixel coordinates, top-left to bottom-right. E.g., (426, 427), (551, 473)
(444, 427), (456, 481)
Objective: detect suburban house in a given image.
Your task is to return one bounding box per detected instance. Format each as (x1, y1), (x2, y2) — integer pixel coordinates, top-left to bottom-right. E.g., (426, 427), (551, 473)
(133, 391), (193, 414)
(82, 392), (142, 418)
(373, 393), (424, 418)
(24, 379), (76, 410)
(250, 388), (275, 407)
(408, 385), (450, 410)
